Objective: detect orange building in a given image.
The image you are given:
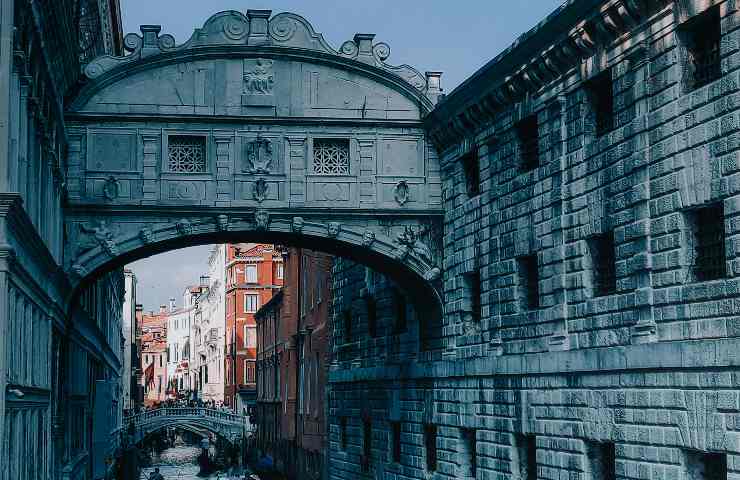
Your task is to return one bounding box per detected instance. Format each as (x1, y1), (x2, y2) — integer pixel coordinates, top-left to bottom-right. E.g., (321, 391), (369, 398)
(224, 243), (284, 412)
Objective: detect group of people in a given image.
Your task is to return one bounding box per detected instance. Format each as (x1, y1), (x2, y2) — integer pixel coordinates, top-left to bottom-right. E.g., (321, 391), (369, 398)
(126, 398), (237, 415)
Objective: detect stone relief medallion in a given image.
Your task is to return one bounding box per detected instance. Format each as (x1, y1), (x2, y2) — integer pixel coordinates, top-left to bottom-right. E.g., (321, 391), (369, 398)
(395, 226), (433, 264)
(255, 209), (270, 231)
(327, 222), (341, 238)
(362, 230), (375, 247)
(393, 181), (410, 206)
(102, 176), (119, 201)
(292, 216), (304, 233)
(253, 178), (269, 203)
(216, 214), (229, 231)
(222, 15), (248, 41)
(243, 59), (274, 95)
(244, 138), (273, 173)
(269, 17), (297, 42)
(176, 220), (193, 236)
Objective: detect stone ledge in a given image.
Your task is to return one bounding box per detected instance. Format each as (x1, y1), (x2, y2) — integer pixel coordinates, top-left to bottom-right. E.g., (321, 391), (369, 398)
(327, 337), (740, 383)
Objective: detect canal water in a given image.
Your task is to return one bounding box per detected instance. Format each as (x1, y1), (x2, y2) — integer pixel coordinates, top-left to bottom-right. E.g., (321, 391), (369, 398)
(140, 445), (239, 479)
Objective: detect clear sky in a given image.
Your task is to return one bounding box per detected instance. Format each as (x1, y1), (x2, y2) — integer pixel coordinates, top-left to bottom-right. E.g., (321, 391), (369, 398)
(122, 0), (564, 310)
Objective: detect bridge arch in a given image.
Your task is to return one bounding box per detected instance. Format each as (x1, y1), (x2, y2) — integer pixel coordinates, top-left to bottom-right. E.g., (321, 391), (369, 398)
(125, 408), (249, 446)
(63, 9), (445, 317)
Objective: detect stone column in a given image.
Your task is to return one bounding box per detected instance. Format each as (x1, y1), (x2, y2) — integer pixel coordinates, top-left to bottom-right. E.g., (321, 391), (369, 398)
(0, 0), (14, 192)
(0, 247), (14, 464)
(214, 134), (233, 207)
(141, 133), (160, 204)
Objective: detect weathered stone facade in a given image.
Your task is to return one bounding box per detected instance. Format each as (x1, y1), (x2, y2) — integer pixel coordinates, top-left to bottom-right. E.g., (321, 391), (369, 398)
(326, 1), (740, 480)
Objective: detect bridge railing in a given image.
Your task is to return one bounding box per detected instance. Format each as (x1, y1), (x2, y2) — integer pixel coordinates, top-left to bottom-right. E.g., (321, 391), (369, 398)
(124, 407), (247, 426)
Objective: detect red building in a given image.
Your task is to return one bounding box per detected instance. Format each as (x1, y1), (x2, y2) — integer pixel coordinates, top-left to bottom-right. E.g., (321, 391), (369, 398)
(224, 243), (284, 412)
(255, 248), (332, 479)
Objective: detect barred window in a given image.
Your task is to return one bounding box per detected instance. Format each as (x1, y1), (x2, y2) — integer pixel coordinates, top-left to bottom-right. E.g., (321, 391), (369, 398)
(586, 69), (614, 137)
(168, 136), (207, 173)
(586, 441), (616, 480)
(518, 255), (539, 310)
(681, 6), (721, 90)
(460, 428), (477, 479)
(516, 115), (539, 172)
(424, 424), (437, 472)
(366, 297), (377, 338)
(313, 139), (350, 175)
(340, 417), (348, 451)
(461, 149), (480, 197)
(463, 271), (482, 322)
(685, 451), (726, 480)
(393, 289), (408, 333)
(362, 419), (372, 472)
(691, 204), (726, 281)
(589, 232), (617, 297)
(391, 421), (402, 463)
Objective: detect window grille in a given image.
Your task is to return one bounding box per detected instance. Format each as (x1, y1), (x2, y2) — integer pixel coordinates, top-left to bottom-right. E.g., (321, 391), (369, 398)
(683, 7), (722, 90)
(168, 136), (207, 173)
(313, 139), (350, 175)
(425, 424), (437, 472)
(362, 420), (372, 472)
(461, 428), (477, 478)
(685, 451), (727, 480)
(516, 115), (539, 172)
(461, 149), (480, 197)
(589, 232), (617, 296)
(586, 441), (616, 480)
(586, 69), (614, 136)
(464, 272), (482, 322)
(518, 255), (539, 309)
(692, 204), (726, 281)
(391, 422), (402, 463)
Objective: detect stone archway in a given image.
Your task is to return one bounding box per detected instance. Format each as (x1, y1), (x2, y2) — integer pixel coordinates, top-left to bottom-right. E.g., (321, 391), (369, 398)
(64, 8), (445, 313)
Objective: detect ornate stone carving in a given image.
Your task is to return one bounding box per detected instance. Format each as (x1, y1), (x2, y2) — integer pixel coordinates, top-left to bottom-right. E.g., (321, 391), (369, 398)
(395, 226), (433, 264)
(139, 228), (154, 244)
(244, 138), (273, 173)
(102, 176), (119, 201)
(393, 181), (410, 206)
(292, 217), (304, 233)
(216, 214), (229, 231)
(243, 59), (274, 95)
(327, 222), (341, 238)
(255, 209), (270, 231)
(77, 221), (118, 257)
(362, 230), (375, 247)
(176, 220), (193, 236)
(253, 178), (269, 203)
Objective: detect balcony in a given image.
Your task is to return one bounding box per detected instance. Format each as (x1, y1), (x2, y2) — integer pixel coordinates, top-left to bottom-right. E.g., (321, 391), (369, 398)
(205, 328), (219, 345)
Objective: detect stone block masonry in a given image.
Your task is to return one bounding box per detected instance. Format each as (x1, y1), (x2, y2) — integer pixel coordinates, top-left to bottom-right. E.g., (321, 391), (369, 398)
(327, 1), (740, 479)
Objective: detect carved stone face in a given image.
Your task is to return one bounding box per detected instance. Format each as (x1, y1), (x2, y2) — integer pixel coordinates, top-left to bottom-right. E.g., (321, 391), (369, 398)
(362, 230), (375, 247)
(327, 222), (341, 237)
(255, 210), (270, 230)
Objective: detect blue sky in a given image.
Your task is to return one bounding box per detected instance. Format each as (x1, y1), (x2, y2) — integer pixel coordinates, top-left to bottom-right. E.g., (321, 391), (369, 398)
(122, 0), (564, 310)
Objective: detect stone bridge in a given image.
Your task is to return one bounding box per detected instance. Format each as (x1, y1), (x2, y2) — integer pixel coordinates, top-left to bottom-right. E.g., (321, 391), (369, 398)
(124, 407), (250, 445)
(63, 10), (445, 313)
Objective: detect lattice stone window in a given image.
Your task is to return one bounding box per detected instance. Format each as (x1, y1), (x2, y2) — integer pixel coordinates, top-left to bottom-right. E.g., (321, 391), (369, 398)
(313, 139), (350, 175)
(168, 135), (207, 173)
(688, 203), (727, 282)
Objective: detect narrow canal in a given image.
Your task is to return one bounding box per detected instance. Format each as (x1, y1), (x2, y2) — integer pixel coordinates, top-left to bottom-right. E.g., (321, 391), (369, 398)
(140, 445), (239, 479)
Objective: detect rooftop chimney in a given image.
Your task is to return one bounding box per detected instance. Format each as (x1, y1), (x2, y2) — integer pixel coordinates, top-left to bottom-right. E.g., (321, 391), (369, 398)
(160, 304), (167, 314)
(135, 304), (143, 312)
(169, 298), (176, 312)
(199, 275), (209, 287)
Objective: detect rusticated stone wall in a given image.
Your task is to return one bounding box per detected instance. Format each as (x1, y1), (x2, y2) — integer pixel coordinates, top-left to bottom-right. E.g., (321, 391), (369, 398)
(328, 1), (740, 479)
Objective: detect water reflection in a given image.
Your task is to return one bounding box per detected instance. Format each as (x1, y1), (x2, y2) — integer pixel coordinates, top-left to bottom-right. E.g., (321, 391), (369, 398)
(140, 446), (233, 479)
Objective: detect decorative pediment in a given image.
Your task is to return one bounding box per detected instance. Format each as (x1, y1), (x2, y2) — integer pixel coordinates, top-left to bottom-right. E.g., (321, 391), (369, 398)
(82, 9), (436, 100)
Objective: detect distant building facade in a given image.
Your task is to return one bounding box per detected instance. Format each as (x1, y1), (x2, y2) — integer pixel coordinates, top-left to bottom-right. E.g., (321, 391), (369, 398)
(166, 294), (195, 398)
(139, 308), (168, 406)
(122, 269), (139, 412)
(224, 243), (283, 413)
(192, 246), (227, 404)
(255, 248), (332, 479)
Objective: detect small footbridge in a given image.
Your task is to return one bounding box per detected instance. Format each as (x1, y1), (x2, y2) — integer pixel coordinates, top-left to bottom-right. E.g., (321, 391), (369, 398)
(124, 407), (252, 444)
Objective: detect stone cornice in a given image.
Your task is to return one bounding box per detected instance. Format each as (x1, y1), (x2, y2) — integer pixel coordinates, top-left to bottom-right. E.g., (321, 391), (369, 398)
(425, 0), (671, 150)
